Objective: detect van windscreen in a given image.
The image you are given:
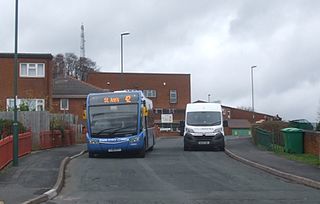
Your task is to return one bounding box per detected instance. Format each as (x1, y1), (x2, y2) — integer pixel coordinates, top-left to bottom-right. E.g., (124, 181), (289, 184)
(187, 111), (221, 126)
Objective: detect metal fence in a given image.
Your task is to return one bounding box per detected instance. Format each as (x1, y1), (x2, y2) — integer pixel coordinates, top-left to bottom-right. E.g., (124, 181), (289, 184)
(254, 127), (284, 152)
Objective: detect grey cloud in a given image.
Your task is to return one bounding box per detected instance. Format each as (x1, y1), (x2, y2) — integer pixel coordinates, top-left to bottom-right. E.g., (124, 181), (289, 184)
(1, 0), (320, 121)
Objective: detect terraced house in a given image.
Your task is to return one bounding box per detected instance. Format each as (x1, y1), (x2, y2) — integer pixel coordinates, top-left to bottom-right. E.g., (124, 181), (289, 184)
(0, 53), (53, 111)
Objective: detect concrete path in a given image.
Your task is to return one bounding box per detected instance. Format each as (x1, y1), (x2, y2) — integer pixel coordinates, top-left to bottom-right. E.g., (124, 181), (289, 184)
(225, 137), (320, 188)
(0, 144), (85, 204)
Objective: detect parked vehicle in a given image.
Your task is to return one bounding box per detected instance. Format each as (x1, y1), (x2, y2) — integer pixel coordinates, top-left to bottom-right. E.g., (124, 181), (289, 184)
(184, 102), (225, 151)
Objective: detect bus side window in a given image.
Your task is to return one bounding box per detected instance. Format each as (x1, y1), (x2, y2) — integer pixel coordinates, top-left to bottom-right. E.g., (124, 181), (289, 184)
(147, 109), (155, 128)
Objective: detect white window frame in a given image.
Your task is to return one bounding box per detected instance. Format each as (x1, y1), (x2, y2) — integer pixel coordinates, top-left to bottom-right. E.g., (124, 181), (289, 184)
(143, 90), (157, 98)
(169, 90), (177, 104)
(60, 99), (69, 111)
(19, 63), (45, 78)
(154, 108), (163, 114)
(6, 98), (45, 111)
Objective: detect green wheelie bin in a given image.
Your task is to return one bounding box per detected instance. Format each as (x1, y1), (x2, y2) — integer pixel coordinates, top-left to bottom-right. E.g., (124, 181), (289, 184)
(281, 128), (304, 154)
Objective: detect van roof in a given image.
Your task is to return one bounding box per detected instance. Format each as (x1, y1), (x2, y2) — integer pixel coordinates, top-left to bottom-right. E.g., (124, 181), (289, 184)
(186, 103), (222, 112)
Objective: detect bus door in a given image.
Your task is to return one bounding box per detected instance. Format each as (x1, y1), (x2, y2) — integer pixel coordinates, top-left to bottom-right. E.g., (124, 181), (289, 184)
(142, 103), (155, 149)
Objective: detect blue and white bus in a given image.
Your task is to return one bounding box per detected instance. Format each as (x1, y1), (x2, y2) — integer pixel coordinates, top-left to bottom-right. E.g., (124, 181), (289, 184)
(86, 90), (155, 158)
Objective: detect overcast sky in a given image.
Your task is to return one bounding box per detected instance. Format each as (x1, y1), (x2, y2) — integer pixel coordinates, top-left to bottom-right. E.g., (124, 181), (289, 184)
(1, 0), (320, 121)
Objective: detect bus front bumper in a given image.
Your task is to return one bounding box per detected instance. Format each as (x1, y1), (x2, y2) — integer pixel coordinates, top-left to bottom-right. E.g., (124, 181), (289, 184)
(87, 136), (144, 154)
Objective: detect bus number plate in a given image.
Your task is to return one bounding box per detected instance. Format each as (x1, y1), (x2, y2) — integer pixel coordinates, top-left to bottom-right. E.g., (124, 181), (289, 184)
(108, 148), (122, 152)
(198, 141), (210, 145)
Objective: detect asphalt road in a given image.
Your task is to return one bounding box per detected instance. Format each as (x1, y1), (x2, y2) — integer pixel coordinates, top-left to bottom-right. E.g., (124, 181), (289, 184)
(48, 137), (320, 204)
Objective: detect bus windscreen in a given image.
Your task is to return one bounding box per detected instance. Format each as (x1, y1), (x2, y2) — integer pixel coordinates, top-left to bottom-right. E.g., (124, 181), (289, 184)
(89, 104), (138, 137)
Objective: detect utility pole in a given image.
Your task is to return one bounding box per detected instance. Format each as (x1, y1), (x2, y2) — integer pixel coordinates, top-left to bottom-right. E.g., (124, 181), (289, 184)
(120, 32), (130, 90)
(251, 65), (257, 123)
(13, 0), (19, 166)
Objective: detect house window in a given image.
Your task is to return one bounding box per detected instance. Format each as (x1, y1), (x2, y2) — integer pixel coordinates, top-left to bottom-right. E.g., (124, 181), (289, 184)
(20, 63), (45, 77)
(60, 99), (69, 111)
(143, 90), (157, 98)
(6, 98), (45, 111)
(154, 108), (163, 114)
(169, 90), (177, 104)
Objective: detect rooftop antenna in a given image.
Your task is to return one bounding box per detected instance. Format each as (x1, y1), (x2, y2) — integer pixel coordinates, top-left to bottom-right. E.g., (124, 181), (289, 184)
(79, 23), (86, 80)
(80, 23), (86, 58)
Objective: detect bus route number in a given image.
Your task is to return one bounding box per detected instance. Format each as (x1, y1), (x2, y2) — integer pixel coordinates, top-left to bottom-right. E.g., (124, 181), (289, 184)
(125, 95), (132, 103)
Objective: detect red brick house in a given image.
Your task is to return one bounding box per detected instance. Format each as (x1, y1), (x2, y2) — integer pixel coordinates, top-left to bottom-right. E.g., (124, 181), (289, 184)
(222, 105), (275, 123)
(222, 105), (277, 136)
(0, 53), (53, 111)
(86, 72), (191, 131)
(52, 76), (105, 125)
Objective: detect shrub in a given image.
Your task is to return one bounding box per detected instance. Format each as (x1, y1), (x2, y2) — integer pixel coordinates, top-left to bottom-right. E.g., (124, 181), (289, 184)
(0, 119), (27, 139)
(251, 121), (289, 146)
(50, 117), (70, 134)
(19, 101), (30, 111)
(253, 121), (289, 135)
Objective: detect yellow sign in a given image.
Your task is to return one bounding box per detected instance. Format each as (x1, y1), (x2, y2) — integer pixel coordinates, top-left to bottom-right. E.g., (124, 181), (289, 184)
(83, 110), (86, 120)
(142, 107), (148, 116)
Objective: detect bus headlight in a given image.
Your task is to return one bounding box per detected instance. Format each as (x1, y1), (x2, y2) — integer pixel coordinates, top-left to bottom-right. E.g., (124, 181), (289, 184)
(89, 138), (99, 144)
(129, 136), (140, 143)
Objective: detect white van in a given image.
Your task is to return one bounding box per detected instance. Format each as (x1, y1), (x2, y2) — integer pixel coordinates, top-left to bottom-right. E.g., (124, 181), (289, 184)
(184, 102), (225, 151)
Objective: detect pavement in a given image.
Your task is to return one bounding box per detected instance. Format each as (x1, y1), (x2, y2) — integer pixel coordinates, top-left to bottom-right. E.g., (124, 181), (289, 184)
(0, 144), (85, 204)
(0, 137), (319, 203)
(225, 136), (320, 189)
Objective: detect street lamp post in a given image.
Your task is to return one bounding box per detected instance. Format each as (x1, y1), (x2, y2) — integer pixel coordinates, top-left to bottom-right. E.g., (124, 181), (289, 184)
(13, 0), (19, 166)
(120, 32), (130, 90)
(251, 65), (257, 123)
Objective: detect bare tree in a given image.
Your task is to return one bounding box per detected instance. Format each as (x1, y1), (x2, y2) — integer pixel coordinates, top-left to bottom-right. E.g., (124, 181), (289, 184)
(53, 53), (65, 78)
(78, 57), (98, 81)
(65, 53), (79, 77)
(53, 53), (99, 80)
(237, 106), (253, 111)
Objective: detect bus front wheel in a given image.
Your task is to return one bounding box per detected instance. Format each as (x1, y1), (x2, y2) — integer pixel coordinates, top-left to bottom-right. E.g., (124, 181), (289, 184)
(137, 141), (146, 158)
(88, 152), (95, 158)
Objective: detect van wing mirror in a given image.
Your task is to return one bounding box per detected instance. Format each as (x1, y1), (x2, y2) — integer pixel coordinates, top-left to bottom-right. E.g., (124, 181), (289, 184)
(223, 120), (228, 127)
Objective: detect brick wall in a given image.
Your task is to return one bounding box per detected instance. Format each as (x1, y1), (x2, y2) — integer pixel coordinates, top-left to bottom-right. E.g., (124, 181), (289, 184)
(304, 131), (320, 156)
(87, 72), (191, 111)
(87, 72), (191, 127)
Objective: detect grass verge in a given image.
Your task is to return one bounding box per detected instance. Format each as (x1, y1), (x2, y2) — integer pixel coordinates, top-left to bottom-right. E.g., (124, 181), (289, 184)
(272, 144), (320, 167)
